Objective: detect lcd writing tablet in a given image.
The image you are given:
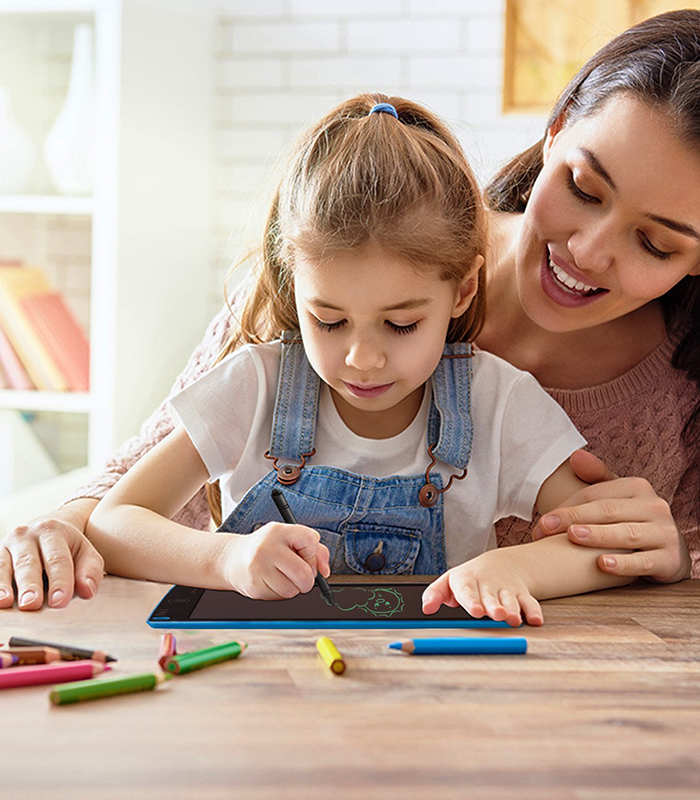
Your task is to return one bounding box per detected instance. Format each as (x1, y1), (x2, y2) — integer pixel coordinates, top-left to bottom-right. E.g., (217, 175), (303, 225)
(147, 583), (511, 629)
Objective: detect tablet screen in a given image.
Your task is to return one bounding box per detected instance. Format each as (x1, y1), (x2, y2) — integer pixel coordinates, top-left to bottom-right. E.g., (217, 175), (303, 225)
(147, 582), (504, 628)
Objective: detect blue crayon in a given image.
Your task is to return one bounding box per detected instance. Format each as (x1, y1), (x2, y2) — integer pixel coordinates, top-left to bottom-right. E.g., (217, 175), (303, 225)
(388, 637), (527, 655)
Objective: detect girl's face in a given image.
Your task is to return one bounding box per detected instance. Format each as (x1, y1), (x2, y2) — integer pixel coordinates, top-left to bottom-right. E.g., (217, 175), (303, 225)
(516, 93), (700, 333)
(294, 243), (477, 438)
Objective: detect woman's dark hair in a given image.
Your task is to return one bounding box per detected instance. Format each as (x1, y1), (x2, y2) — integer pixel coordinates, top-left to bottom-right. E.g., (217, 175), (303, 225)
(485, 9), (700, 480)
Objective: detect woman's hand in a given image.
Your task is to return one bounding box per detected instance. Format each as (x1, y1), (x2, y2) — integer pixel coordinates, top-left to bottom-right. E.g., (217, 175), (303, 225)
(421, 552), (543, 627)
(0, 499), (105, 611)
(223, 522), (331, 600)
(532, 450), (691, 583)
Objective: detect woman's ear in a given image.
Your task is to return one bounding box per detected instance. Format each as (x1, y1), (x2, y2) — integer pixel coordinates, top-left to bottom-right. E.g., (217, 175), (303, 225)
(452, 255), (484, 317)
(543, 111), (567, 164)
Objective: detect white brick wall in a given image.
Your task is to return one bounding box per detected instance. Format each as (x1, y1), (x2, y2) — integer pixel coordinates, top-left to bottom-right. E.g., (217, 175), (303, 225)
(211, 1), (546, 313)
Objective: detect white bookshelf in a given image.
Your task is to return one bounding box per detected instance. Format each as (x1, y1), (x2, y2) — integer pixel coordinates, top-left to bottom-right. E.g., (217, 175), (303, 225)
(0, 0), (213, 492)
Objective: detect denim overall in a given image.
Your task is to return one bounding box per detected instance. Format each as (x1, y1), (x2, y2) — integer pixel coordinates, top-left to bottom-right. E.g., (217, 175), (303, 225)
(218, 334), (474, 575)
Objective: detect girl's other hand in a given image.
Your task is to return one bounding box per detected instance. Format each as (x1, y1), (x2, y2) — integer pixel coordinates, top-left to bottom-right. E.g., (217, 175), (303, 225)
(224, 521), (331, 600)
(421, 553), (543, 628)
(532, 450), (691, 583)
(0, 504), (105, 611)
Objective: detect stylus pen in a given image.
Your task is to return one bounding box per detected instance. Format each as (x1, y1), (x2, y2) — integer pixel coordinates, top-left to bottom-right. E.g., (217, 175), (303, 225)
(388, 637), (527, 655)
(271, 488), (336, 606)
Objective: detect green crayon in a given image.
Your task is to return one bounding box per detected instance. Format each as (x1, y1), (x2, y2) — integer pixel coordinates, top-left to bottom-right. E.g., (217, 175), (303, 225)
(164, 640), (246, 675)
(49, 671), (171, 705)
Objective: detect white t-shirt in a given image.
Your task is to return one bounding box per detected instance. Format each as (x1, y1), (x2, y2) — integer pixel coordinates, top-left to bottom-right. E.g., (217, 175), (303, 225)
(170, 341), (586, 568)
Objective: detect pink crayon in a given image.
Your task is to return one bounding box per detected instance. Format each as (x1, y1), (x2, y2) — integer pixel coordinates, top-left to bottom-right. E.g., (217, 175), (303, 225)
(0, 660), (110, 689)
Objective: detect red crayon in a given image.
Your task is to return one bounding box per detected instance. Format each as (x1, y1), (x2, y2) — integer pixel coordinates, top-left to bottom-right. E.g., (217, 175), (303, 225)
(0, 660), (110, 689)
(158, 633), (177, 670)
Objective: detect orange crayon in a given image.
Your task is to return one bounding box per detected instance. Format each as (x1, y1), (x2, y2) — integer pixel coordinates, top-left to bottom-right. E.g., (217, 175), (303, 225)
(1, 647), (62, 666)
(0, 653), (18, 669)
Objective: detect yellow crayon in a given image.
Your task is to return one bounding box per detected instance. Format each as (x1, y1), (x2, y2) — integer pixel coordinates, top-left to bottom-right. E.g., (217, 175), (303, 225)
(316, 636), (345, 675)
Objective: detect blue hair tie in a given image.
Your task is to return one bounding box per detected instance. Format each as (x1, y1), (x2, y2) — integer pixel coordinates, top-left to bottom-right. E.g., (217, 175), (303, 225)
(369, 102), (399, 119)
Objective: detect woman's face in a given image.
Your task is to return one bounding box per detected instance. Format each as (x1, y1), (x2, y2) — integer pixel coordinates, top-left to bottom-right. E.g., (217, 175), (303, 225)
(516, 93), (700, 333)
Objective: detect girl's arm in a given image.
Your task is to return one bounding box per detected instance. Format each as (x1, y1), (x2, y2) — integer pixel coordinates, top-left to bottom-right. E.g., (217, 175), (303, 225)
(87, 426), (330, 597)
(422, 459), (633, 626)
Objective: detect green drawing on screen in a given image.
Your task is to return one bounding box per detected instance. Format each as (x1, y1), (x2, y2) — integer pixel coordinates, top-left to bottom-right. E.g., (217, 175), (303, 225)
(324, 587), (405, 618)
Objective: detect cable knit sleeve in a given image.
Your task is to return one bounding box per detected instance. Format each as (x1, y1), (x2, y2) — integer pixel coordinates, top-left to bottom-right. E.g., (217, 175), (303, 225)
(670, 463), (700, 578)
(62, 304), (235, 531)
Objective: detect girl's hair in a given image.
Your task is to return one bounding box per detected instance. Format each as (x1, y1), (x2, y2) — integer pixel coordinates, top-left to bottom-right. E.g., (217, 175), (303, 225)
(485, 9), (700, 494)
(206, 93), (487, 524)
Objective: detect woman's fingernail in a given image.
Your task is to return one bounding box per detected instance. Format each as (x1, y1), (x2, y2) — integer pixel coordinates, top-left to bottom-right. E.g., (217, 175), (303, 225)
(0, 589), (7, 600)
(86, 577), (97, 595)
(50, 590), (64, 606)
(572, 526), (590, 539)
(603, 556), (617, 568)
(541, 515), (560, 531)
(532, 529), (544, 540)
(19, 591), (37, 606)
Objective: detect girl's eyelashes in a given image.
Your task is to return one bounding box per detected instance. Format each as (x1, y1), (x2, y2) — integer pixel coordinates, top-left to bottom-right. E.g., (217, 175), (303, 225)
(567, 171), (674, 261)
(386, 321), (418, 335)
(315, 318), (347, 332)
(313, 316), (418, 335)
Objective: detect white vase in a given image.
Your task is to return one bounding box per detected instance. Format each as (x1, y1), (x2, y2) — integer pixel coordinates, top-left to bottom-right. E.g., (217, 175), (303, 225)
(0, 87), (36, 193)
(43, 24), (94, 195)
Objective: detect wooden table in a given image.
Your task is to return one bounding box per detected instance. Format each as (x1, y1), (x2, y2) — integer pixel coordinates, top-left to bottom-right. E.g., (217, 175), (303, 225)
(1, 577), (699, 800)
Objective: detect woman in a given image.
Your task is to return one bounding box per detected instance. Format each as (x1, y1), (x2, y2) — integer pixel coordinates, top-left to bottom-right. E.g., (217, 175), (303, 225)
(2, 9), (697, 611)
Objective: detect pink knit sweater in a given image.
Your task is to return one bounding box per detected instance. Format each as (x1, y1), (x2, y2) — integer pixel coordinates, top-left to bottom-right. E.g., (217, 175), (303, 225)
(66, 304), (700, 577)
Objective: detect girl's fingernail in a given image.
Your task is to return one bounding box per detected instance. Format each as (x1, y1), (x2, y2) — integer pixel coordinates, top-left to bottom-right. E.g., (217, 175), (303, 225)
(19, 591), (37, 606)
(0, 589), (7, 600)
(541, 515), (560, 531)
(86, 577), (97, 594)
(572, 526), (590, 539)
(50, 590), (64, 606)
(603, 556), (617, 568)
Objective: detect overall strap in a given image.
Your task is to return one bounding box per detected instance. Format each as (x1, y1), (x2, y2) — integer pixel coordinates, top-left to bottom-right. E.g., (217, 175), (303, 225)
(426, 341), (474, 470)
(268, 332), (320, 461)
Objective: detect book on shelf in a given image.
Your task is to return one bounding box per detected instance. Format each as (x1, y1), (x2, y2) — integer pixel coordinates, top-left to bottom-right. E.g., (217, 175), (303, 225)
(21, 292), (90, 392)
(0, 324), (34, 391)
(0, 266), (90, 393)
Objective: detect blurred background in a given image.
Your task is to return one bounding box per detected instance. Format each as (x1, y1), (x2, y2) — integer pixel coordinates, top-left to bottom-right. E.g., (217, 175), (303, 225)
(0, 0), (694, 526)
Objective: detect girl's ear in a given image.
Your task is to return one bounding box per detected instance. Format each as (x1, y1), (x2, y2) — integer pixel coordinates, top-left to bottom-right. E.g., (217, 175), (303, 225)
(451, 255), (484, 318)
(543, 111), (567, 164)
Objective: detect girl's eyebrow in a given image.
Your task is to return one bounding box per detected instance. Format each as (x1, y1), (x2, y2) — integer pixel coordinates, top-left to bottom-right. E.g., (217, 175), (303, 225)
(309, 297), (433, 311)
(578, 147), (700, 241)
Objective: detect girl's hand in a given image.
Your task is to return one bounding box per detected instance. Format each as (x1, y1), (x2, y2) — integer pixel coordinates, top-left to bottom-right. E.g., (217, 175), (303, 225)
(0, 504), (105, 611)
(532, 450), (691, 584)
(421, 552), (543, 627)
(223, 522), (331, 600)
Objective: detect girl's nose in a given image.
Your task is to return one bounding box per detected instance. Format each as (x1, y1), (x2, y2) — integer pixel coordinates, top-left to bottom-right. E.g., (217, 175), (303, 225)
(345, 336), (386, 372)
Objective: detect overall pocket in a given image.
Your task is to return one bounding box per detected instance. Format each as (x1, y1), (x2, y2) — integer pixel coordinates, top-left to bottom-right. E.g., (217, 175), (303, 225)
(343, 523), (421, 575)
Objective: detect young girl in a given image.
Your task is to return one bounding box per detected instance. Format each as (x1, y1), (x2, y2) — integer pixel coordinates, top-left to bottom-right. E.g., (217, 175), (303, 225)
(86, 94), (631, 627)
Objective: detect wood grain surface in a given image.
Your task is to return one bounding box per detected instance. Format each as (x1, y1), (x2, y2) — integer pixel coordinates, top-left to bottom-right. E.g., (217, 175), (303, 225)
(1, 576), (699, 800)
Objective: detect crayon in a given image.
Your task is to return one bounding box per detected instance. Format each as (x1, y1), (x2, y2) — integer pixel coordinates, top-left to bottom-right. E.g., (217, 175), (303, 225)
(271, 488), (335, 605)
(6, 636), (117, 663)
(388, 637), (527, 655)
(1, 647), (62, 666)
(316, 636), (345, 675)
(164, 640), (246, 675)
(158, 633), (177, 669)
(0, 660), (110, 689)
(50, 671), (171, 705)
(0, 653), (18, 668)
